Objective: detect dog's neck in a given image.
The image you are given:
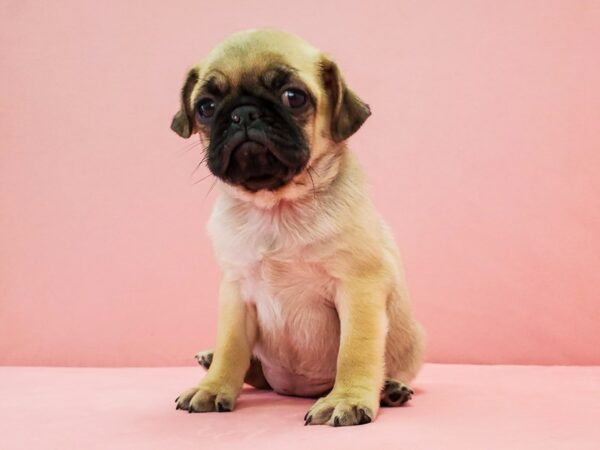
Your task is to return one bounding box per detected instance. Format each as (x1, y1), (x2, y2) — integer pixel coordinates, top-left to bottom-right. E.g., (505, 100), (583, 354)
(218, 144), (351, 211)
(207, 149), (371, 270)
(213, 149), (368, 233)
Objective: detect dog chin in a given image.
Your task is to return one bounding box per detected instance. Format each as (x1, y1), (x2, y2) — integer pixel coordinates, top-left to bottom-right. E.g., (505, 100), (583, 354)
(219, 170), (314, 209)
(236, 173), (291, 193)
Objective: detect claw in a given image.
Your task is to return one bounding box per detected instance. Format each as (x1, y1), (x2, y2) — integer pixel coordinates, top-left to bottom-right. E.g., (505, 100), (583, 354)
(304, 415), (312, 426)
(358, 408), (371, 424)
(216, 401), (231, 412)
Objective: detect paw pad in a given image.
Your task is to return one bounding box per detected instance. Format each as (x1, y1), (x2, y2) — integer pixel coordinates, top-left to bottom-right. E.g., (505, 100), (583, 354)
(381, 380), (413, 407)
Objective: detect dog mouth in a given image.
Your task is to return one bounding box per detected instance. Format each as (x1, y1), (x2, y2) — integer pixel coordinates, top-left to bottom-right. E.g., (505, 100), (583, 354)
(225, 140), (293, 191)
(242, 169), (287, 191)
(243, 174), (286, 191)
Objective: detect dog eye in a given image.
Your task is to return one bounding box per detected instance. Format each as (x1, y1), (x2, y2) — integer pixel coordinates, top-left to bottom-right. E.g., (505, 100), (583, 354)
(196, 98), (216, 121)
(281, 89), (307, 109)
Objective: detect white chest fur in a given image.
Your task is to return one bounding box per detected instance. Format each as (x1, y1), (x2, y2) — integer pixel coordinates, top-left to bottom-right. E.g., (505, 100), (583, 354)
(208, 195), (342, 395)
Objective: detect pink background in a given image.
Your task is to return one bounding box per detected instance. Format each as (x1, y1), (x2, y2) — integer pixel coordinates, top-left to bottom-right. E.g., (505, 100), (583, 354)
(1, 1), (599, 367)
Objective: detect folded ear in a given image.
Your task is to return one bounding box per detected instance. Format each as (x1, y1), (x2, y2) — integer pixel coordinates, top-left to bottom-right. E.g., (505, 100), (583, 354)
(319, 56), (371, 143)
(170, 67), (200, 138)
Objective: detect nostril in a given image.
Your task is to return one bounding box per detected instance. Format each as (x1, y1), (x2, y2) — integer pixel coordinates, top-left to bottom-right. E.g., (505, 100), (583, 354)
(230, 106), (262, 125)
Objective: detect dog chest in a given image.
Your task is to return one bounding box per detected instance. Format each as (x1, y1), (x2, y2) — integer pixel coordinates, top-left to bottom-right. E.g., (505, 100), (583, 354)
(241, 256), (341, 395)
(209, 199), (343, 395)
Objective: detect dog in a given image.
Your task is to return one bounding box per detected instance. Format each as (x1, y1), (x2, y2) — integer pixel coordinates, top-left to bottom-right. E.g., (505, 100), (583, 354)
(171, 29), (424, 426)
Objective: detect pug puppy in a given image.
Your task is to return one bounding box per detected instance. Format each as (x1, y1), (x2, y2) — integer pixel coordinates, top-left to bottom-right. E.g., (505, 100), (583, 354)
(172, 29), (424, 427)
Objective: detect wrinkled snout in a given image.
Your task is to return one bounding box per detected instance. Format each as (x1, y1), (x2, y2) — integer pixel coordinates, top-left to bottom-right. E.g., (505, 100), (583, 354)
(206, 97), (310, 192)
(227, 141), (288, 190)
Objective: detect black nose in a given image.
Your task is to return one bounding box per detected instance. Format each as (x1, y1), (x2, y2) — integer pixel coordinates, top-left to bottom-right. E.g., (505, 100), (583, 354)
(230, 105), (262, 125)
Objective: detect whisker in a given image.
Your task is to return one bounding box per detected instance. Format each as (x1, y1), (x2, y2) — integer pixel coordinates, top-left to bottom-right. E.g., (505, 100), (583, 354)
(191, 153), (209, 176)
(307, 166), (317, 200)
(176, 139), (203, 156)
(193, 172), (213, 185)
(204, 178), (218, 201)
(308, 164), (321, 178)
(184, 140), (202, 151)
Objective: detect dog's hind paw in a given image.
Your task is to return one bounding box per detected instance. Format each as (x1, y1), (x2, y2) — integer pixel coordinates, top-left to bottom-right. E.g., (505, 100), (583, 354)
(380, 379), (413, 407)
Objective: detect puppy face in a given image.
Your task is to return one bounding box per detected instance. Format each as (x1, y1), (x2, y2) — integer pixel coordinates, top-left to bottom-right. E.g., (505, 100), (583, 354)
(171, 29), (371, 203)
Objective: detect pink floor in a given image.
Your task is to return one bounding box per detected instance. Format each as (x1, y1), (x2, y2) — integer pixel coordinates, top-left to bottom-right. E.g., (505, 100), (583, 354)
(2, 364), (598, 449)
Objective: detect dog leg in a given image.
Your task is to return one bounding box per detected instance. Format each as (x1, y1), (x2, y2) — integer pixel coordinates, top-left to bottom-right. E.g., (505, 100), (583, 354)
(175, 280), (256, 413)
(305, 277), (387, 426)
(195, 349), (271, 390)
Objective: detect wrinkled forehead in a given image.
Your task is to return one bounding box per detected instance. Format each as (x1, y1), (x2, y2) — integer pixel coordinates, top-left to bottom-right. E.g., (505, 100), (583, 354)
(191, 36), (323, 103)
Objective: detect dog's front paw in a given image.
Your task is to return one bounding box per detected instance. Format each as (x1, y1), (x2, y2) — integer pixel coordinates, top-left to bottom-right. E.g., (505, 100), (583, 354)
(304, 391), (378, 427)
(175, 382), (237, 413)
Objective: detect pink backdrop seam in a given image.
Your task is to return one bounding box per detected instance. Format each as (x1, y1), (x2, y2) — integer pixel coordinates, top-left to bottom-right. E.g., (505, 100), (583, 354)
(1, 0), (599, 366)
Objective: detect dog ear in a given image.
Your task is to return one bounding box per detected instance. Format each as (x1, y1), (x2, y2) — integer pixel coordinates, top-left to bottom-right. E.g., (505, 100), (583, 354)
(170, 67), (200, 138)
(319, 56), (371, 143)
